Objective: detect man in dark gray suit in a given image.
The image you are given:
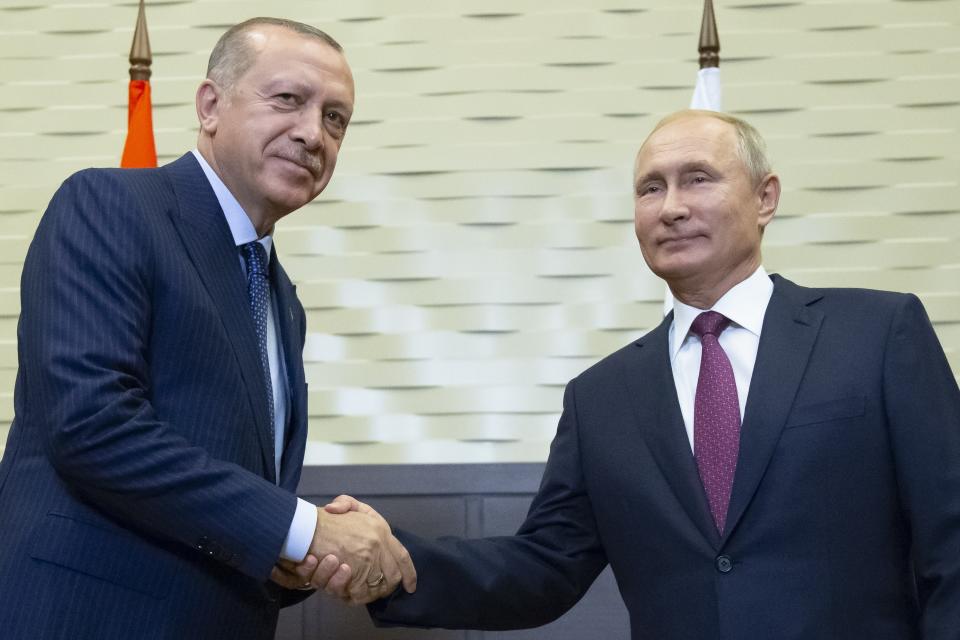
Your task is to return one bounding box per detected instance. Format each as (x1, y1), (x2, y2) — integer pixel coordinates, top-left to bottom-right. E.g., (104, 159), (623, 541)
(313, 110), (960, 638)
(0, 17), (412, 640)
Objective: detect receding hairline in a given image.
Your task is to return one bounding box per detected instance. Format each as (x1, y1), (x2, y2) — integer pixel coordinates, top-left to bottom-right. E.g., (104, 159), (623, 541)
(206, 17), (345, 88)
(635, 109), (772, 186)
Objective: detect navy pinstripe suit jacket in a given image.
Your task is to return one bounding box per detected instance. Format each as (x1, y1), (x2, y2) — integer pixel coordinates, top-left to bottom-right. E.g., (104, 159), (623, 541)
(0, 154), (310, 639)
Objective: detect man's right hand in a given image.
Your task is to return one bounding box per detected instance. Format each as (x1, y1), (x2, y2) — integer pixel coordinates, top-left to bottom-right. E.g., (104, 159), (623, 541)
(304, 502), (416, 604)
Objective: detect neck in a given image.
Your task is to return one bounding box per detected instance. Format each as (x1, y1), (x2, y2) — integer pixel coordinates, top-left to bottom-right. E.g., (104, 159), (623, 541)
(196, 139), (277, 237)
(669, 258), (760, 310)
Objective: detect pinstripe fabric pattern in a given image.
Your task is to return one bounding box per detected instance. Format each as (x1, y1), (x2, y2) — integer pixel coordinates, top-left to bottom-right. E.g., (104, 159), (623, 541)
(0, 154), (310, 639)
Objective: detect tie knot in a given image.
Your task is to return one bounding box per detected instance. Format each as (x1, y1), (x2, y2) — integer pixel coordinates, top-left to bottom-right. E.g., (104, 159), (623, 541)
(690, 310), (730, 339)
(241, 241), (269, 277)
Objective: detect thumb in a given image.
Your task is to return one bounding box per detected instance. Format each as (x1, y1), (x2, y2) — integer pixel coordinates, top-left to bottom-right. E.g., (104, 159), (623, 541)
(324, 494), (363, 514)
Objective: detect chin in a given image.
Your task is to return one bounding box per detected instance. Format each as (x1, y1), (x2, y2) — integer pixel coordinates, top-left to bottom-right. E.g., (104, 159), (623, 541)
(266, 186), (318, 214)
(649, 256), (705, 283)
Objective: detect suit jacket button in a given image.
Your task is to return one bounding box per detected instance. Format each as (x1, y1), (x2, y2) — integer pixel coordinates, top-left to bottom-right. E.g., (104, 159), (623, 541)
(716, 555), (733, 573)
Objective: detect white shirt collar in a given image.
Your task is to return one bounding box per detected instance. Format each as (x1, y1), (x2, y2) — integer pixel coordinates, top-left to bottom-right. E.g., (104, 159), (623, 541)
(191, 149), (273, 259)
(669, 266), (773, 361)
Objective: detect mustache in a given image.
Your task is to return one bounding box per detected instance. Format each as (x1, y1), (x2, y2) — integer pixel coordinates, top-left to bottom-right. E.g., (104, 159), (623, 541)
(274, 149), (322, 175)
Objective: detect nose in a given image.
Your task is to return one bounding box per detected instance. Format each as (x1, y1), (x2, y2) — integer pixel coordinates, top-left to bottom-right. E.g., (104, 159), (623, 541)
(658, 186), (689, 225)
(291, 105), (324, 152)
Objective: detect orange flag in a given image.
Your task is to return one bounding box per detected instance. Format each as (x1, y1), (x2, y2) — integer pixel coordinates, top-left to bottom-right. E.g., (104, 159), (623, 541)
(121, 79), (157, 168)
(121, 0), (156, 168)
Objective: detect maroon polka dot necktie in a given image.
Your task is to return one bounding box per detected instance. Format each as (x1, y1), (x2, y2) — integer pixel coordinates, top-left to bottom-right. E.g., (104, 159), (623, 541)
(690, 311), (741, 534)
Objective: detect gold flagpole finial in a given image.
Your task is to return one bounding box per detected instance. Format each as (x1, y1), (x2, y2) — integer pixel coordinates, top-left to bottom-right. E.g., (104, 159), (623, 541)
(129, 0), (153, 81)
(698, 0), (720, 69)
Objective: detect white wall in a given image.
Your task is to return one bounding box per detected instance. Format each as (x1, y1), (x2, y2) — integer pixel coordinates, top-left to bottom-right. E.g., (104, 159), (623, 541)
(1, 0), (957, 463)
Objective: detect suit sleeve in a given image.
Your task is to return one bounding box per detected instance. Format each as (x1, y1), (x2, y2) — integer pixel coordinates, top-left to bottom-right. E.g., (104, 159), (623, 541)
(20, 171), (297, 581)
(881, 294), (960, 637)
(369, 379), (608, 630)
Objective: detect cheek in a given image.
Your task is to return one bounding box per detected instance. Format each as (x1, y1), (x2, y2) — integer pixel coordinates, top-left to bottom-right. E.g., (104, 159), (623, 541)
(633, 205), (657, 239)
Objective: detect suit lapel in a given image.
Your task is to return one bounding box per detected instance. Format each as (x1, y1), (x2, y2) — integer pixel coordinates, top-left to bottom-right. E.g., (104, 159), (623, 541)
(162, 154), (277, 481)
(271, 252), (307, 490)
(623, 314), (721, 548)
(721, 275), (824, 543)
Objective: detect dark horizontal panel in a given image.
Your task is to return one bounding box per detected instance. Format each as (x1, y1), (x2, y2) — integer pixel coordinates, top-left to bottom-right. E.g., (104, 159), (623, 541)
(298, 462), (546, 496)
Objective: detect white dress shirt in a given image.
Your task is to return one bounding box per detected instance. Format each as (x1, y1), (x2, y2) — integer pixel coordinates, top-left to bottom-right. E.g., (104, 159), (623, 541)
(668, 266), (774, 452)
(192, 150), (316, 562)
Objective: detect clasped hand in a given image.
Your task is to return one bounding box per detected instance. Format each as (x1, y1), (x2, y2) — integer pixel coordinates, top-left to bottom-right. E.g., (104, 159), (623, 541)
(270, 496), (416, 605)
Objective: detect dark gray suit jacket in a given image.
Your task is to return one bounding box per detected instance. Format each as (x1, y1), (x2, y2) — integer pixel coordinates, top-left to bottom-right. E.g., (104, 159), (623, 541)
(0, 154), (310, 639)
(372, 275), (960, 639)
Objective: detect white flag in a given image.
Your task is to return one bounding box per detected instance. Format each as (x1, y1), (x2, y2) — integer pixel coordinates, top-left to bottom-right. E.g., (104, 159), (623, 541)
(690, 66), (722, 111)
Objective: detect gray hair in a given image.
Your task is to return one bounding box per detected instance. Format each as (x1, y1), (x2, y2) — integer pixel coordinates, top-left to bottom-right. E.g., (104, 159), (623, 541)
(206, 17), (343, 90)
(648, 109), (772, 186)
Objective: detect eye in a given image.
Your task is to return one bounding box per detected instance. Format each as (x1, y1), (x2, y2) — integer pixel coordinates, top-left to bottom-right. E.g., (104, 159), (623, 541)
(325, 110), (349, 135)
(271, 92), (301, 107)
(689, 172), (712, 185)
(637, 183), (660, 196)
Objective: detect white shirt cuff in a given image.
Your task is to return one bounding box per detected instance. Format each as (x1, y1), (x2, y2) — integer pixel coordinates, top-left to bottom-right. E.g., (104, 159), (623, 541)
(279, 498), (317, 562)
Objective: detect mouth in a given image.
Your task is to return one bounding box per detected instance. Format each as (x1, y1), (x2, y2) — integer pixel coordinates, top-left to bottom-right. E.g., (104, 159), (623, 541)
(658, 234), (704, 247)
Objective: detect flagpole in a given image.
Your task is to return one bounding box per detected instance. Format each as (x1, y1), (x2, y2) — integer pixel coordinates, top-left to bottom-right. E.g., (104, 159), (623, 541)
(121, 0), (157, 168)
(690, 0), (722, 113)
(698, 0), (720, 70)
(129, 0), (152, 82)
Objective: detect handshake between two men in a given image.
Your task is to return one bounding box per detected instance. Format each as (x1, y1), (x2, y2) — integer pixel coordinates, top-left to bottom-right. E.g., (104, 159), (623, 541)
(272, 496), (414, 604)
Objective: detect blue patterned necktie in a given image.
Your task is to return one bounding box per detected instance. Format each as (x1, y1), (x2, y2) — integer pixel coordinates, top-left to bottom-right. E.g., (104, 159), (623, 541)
(241, 241), (275, 439)
(690, 311), (741, 534)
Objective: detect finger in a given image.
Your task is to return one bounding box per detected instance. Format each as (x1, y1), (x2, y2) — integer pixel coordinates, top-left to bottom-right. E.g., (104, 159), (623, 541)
(270, 565), (307, 590)
(323, 562), (353, 599)
(307, 554), (342, 589)
(323, 498), (355, 514)
(323, 494), (362, 514)
(347, 555), (382, 605)
(288, 554), (318, 581)
(387, 535), (417, 593)
(362, 553), (400, 606)
(309, 555), (341, 590)
(347, 578), (377, 605)
(276, 558), (300, 572)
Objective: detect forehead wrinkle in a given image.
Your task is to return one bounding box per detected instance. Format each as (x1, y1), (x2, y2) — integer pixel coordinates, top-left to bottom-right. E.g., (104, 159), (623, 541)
(637, 129), (739, 182)
(636, 141), (710, 177)
(262, 76), (310, 92)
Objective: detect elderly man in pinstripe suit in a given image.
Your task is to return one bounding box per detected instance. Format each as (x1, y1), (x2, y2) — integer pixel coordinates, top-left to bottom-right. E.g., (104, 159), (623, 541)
(0, 17), (413, 640)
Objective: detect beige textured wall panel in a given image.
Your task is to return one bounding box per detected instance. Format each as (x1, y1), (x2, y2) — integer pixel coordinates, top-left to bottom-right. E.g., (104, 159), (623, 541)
(1, 0), (958, 463)
(305, 330), (650, 362)
(307, 385), (564, 417)
(305, 303), (665, 335)
(307, 414), (562, 445)
(766, 211), (960, 243)
(293, 273), (662, 308)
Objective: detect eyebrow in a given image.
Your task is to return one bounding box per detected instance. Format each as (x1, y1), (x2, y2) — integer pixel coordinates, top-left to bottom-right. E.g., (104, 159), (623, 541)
(262, 78), (309, 94)
(635, 160), (716, 186)
(324, 97), (353, 113)
(261, 79), (353, 113)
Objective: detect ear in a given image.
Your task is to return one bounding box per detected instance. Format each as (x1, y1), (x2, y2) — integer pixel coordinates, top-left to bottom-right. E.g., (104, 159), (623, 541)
(756, 173), (780, 231)
(195, 80), (222, 136)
